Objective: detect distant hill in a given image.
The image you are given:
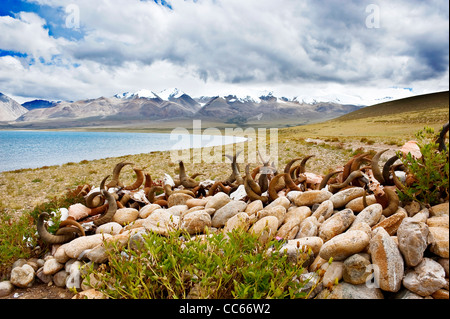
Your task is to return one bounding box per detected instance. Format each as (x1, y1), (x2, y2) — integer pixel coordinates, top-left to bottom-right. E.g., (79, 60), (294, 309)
(335, 91), (449, 122)
(282, 91), (449, 139)
(0, 93), (28, 121)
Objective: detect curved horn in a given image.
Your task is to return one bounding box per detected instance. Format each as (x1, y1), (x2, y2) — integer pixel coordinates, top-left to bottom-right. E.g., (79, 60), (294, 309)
(106, 162), (133, 188)
(382, 154), (400, 186)
(147, 185), (164, 203)
(37, 213), (78, 245)
(371, 149), (389, 184)
(298, 155), (315, 174)
(93, 190), (117, 226)
(268, 173), (287, 201)
(328, 170), (364, 193)
(244, 176), (268, 204)
(179, 161), (199, 188)
(319, 170), (342, 190)
(123, 168), (145, 190)
(350, 153), (371, 175)
(436, 121), (449, 152)
(225, 150), (244, 185)
(245, 164), (262, 195)
(57, 219), (86, 237)
(381, 187), (399, 217)
(283, 158), (302, 191)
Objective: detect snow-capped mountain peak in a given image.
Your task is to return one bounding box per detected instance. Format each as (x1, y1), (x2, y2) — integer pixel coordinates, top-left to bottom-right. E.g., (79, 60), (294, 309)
(114, 89), (160, 100)
(158, 88), (185, 100)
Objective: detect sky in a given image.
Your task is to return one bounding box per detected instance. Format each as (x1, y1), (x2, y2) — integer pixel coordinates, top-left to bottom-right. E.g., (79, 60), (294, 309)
(0, 0), (448, 105)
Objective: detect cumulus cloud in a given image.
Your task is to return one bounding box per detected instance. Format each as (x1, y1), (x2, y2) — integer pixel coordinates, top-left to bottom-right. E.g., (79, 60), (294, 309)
(0, 0), (448, 103)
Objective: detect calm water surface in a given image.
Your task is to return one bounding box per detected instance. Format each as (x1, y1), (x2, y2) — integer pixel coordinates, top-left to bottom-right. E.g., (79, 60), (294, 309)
(0, 130), (246, 172)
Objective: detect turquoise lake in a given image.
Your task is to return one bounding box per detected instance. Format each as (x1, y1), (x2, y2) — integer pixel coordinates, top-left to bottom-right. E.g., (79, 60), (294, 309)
(0, 130), (246, 172)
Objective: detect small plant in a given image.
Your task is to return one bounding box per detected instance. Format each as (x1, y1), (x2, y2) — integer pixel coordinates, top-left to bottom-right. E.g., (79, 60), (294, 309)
(0, 211), (37, 279)
(84, 229), (316, 299)
(396, 126), (449, 206)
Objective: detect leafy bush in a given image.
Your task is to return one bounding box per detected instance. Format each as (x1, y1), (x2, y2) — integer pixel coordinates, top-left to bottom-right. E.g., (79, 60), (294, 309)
(397, 126), (449, 206)
(83, 229), (316, 299)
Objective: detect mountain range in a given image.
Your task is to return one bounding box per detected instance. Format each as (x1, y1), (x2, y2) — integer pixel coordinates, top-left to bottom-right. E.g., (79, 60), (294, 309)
(0, 88), (365, 128)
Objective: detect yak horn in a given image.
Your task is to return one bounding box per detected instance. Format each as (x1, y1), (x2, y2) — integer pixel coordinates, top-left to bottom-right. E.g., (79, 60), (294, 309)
(123, 168), (145, 190)
(371, 149), (388, 184)
(37, 213), (79, 245)
(93, 190), (117, 226)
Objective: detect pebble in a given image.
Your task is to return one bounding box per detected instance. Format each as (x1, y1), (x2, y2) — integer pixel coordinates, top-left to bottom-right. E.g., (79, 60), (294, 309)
(53, 270), (69, 287)
(329, 187), (365, 208)
(249, 216), (279, 244)
(95, 222), (123, 235)
(317, 282), (384, 299)
(0, 281), (14, 297)
(296, 216), (319, 238)
(43, 258), (64, 275)
(430, 202), (449, 217)
(35, 267), (52, 284)
(342, 253), (372, 285)
(73, 288), (107, 299)
(428, 226), (449, 258)
(111, 208), (139, 226)
(224, 212), (251, 233)
(142, 210), (179, 236)
(64, 234), (111, 259)
(167, 193), (194, 207)
(292, 189), (332, 207)
(138, 204), (161, 219)
(322, 261), (344, 289)
(372, 209), (407, 235)
(402, 258), (447, 297)
(351, 204), (383, 228)
(257, 205), (286, 227)
(345, 195), (377, 213)
(427, 215), (449, 228)
(186, 198), (207, 208)
(318, 208), (355, 242)
(319, 230), (370, 261)
(397, 217), (429, 267)
(211, 200), (247, 228)
(205, 192), (231, 211)
(245, 200), (263, 216)
(286, 236), (324, 257)
(311, 200), (334, 222)
(10, 264), (35, 288)
(369, 227), (404, 292)
(181, 210), (212, 235)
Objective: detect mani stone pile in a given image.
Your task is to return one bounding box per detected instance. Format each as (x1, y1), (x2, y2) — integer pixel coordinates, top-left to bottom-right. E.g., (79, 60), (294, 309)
(1, 188), (449, 299)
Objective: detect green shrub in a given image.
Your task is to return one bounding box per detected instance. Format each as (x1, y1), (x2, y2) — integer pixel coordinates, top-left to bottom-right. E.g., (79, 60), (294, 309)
(84, 229), (316, 299)
(397, 126), (449, 206)
(0, 211), (37, 279)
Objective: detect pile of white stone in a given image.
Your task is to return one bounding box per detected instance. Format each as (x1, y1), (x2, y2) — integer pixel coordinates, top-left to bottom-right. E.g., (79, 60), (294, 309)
(0, 187), (448, 299)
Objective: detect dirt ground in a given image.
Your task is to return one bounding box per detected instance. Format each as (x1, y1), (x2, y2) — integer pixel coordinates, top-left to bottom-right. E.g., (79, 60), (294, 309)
(1, 283), (75, 299)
